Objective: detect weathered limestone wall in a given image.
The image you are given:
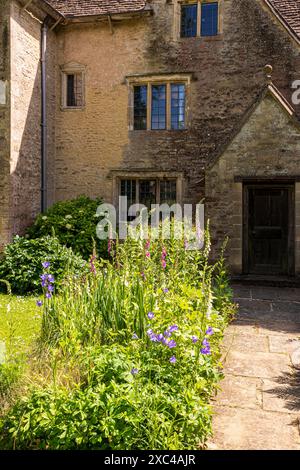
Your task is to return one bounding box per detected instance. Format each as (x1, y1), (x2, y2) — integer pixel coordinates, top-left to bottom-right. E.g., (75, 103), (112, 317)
(0, 0), (10, 250)
(9, 1), (56, 238)
(9, 0), (42, 237)
(54, 0), (300, 210)
(206, 93), (300, 274)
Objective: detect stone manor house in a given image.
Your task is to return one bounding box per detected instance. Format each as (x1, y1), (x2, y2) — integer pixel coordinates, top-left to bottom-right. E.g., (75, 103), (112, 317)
(1, 0), (300, 277)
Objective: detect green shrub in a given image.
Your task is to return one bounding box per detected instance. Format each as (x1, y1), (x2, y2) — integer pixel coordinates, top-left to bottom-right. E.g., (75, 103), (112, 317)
(26, 195), (107, 259)
(0, 236), (85, 295)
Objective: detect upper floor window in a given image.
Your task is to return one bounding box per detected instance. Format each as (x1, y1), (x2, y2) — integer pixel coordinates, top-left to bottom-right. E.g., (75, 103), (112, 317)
(181, 1), (219, 38)
(61, 63), (86, 110)
(201, 2), (218, 36)
(181, 3), (198, 38)
(133, 82), (186, 131)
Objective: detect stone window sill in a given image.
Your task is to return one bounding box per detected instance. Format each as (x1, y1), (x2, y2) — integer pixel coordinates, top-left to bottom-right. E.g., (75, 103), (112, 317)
(60, 106), (86, 112)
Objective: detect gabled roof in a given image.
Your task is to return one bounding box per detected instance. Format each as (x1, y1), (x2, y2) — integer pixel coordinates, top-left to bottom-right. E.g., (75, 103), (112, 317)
(43, 0), (149, 18)
(265, 0), (300, 42)
(208, 81), (299, 169)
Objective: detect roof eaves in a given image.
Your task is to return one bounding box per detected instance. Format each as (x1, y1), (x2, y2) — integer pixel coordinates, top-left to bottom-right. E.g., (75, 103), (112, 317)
(61, 5), (152, 21)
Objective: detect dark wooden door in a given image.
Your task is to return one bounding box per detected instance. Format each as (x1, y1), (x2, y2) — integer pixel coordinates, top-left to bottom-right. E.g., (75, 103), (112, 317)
(244, 185), (294, 275)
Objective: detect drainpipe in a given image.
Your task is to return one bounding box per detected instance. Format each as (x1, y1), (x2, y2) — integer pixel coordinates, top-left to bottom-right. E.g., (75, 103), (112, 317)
(41, 20), (47, 213)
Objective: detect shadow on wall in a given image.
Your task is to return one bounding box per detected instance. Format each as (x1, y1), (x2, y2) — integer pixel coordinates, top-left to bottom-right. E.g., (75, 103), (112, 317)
(8, 14), (55, 243)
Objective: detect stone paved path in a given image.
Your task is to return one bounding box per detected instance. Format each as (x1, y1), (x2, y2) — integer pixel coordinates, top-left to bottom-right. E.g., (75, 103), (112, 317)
(208, 284), (300, 450)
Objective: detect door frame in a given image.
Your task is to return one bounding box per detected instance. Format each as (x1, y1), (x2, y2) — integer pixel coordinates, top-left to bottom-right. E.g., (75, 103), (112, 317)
(242, 182), (295, 276)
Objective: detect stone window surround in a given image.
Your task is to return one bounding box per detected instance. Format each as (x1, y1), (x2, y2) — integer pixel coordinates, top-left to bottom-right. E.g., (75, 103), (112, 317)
(110, 170), (184, 208)
(174, 0), (223, 40)
(60, 62), (86, 111)
(126, 73), (193, 131)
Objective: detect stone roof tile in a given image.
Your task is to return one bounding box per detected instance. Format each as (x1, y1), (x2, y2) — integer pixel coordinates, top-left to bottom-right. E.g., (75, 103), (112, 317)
(44, 0), (148, 18)
(267, 0), (300, 38)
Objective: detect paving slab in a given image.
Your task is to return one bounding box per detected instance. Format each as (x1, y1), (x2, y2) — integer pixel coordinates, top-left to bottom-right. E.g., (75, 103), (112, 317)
(215, 375), (262, 410)
(227, 333), (269, 353)
(210, 406), (300, 450)
(268, 335), (300, 354)
(225, 350), (291, 379)
(210, 284), (300, 450)
(262, 378), (300, 415)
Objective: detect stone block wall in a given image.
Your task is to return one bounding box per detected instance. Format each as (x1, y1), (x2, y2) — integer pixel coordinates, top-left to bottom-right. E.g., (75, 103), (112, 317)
(206, 92), (300, 274)
(53, 0), (300, 212)
(9, 0), (43, 237)
(0, 0), (11, 250)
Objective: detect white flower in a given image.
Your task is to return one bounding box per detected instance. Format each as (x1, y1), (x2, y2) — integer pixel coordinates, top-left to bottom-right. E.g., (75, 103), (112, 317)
(66, 224), (72, 230)
(80, 230), (85, 234)
(42, 216), (47, 220)
(65, 215), (72, 219)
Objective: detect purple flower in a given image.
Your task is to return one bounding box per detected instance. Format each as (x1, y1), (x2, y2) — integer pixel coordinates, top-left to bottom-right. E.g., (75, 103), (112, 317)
(145, 240), (150, 250)
(170, 356), (176, 364)
(169, 325), (178, 333)
(41, 280), (47, 288)
(131, 368), (139, 376)
(36, 300), (43, 307)
(147, 312), (155, 320)
(48, 284), (54, 292)
(201, 345), (211, 355)
(40, 274), (47, 281)
(161, 259), (167, 269)
(201, 338), (211, 355)
(164, 330), (171, 338)
(149, 334), (158, 342)
(132, 333), (138, 340)
(192, 335), (198, 344)
(145, 251), (150, 258)
(161, 337), (168, 345)
(167, 340), (177, 349)
(47, 274), (55, 284)
(46, 292), (52, 299)
(42, 262), (50, 269)
(157, 334), (164, 342)
(147, 329), (153, 336)
(163, 288), (169, 293)
(206, 327), (214, 336)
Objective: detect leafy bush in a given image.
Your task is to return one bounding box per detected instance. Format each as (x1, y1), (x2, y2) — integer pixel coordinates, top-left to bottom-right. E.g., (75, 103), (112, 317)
(26, 195), (107, 259)
(0, 236), (85, 295)
(0, 223), (235, 449)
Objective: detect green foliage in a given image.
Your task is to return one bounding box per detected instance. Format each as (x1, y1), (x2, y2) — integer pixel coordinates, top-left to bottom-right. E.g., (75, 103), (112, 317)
(0, 236), (85, 295)
(0, 223), (235, 450)
(0, 344), (219, 450)
(26, 195), (107, 259)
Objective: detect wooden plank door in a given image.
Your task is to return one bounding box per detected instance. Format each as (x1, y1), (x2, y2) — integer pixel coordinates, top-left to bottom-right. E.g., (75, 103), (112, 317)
(244, 185), (294, 275)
